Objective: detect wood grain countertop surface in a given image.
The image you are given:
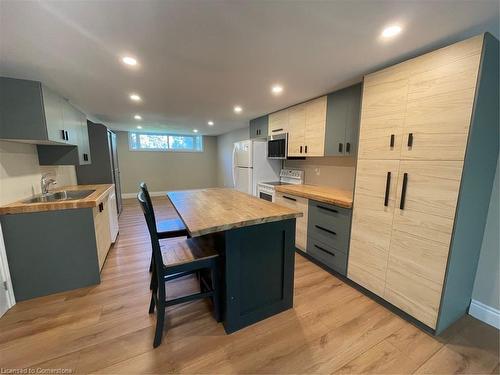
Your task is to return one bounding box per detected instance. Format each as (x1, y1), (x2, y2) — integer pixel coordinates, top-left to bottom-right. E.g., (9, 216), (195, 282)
(275, 184), (353, 208)
(167, 188), (302, 237)
(0, 184), (115, 215)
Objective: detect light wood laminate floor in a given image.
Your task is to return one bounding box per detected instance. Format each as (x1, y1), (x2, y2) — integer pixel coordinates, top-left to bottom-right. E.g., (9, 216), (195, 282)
(0, 197), (498, 374)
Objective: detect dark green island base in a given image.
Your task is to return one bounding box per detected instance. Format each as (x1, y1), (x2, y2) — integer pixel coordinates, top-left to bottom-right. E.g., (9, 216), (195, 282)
(218, 219), (296, 334)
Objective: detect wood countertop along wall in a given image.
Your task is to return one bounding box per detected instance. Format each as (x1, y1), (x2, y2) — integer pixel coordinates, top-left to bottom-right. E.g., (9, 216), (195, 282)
(0, 184), (114, 214)
(275, 184), (353, 208)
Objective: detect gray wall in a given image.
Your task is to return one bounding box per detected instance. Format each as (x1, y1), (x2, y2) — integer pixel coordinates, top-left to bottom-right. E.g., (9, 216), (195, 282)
(116, 131), (218, 194)
(216, 127), (249, 187)
(472, 156), (499, 310)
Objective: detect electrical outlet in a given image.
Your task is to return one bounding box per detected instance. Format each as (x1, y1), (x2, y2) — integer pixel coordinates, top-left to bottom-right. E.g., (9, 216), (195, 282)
(315, 168), (320, 176)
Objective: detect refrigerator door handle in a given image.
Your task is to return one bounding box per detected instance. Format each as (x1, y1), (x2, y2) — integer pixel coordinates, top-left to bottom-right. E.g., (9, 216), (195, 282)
(232, 145), (237, 188)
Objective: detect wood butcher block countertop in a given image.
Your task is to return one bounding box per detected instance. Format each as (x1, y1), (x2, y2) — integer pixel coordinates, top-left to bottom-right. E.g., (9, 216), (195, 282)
(275, 184), (353, 208)
(0, 184), (114, 215)
(167, 188), (302, 237)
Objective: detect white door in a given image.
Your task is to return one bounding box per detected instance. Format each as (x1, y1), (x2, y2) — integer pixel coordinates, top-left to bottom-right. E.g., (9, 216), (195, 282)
(234, 140), (253, 167)
(234, 167), (253, 194)
(0, 224), (14, 317)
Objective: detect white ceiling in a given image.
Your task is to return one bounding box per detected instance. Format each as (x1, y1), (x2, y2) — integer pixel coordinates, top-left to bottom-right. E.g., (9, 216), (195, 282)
(1, 1), (498, 136)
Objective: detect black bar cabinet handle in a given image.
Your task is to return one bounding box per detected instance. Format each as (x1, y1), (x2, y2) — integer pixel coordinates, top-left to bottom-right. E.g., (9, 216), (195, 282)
(407, 133), (413, 147)
(300, 146), (303, 153)
(99, 202), (104, 212)
(346, 142), (351, 153)
(65, 131), (69, 140)
(305, 145), (308, 153)
(338, 143), (343, 153)
(314, 244), (335, 257)
(384, 172), (391, 207)
(283, 196), (296, 202)
(317, 205), (338, 213)
(400, 173), (408, 210)
(315, 225), (336, 236)
(390, 134), (395, 148)
(272, 128), (283, 133)
(61, 130), (66, 140)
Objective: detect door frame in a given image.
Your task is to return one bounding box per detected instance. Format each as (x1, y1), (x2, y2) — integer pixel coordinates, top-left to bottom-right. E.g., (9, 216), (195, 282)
(0, 223), (16, 316)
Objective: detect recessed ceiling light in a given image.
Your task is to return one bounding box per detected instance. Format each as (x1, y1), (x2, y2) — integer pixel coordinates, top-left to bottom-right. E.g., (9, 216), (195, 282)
(207, 121), (214, 126)
(134, 114), (142, 120)
(193, 129), (199, 133)
(271, 84), (284, 95)
(136, 125), (142, 129)
(122, 56), (138, 66)
(129, 93), (141, 102)
(381, 25), (402, 38)
(234, 105), (242, 113)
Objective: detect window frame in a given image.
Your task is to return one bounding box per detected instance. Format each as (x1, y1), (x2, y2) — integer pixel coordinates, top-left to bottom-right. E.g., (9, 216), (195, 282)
(128, 131), (204, 153)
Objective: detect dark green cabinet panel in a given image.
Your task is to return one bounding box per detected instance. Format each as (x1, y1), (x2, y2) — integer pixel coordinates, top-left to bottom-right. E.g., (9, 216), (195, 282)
(223, 219), (295, 333)
(249, 115), (268, 139)
(325, 83), (362, 156)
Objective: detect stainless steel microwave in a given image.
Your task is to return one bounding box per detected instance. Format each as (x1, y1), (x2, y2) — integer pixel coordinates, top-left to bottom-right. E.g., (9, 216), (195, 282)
(267, 133), (288, 159)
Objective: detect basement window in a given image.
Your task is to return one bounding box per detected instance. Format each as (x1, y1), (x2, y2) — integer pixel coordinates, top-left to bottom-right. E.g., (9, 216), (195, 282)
(128, 132), (203, 152)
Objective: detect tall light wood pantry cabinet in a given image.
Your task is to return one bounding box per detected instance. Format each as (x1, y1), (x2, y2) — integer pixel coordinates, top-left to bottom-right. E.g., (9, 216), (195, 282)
(348, 33), (499, 333)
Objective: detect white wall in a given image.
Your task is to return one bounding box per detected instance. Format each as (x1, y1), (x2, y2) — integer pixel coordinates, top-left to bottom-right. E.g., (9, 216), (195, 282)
(216, 127), (249, 187)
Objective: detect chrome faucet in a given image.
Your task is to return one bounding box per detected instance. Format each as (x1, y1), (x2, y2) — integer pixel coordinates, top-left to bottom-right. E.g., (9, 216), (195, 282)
(41, 173), (57, 195)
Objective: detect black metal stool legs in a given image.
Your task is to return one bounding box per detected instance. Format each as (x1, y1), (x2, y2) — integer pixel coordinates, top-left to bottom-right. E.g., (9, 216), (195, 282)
(211, 263), (222, 322)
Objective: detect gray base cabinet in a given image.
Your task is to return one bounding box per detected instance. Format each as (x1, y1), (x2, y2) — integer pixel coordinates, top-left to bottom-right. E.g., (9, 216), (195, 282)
(306, 200), (352, 276)
(0, 208), (101, 301)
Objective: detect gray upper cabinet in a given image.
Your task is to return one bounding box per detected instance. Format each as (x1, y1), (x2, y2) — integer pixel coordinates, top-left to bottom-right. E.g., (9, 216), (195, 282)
(325, 83), (362, 156)
(249, 115), (268, 139)
(0, 76), (91, 165)
(41, 85), (67, 143)
(78, 115), (91, 164)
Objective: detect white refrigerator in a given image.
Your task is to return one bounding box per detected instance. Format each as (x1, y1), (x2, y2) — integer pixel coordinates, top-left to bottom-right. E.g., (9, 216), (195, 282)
(232, 139), (281, 196)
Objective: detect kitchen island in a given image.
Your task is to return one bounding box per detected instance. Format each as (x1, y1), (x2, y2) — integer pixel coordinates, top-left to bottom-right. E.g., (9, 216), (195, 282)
(167, 188), (302, 333)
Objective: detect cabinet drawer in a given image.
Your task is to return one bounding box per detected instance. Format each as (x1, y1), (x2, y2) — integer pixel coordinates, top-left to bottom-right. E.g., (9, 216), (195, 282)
(308, 220), (349, 253)
(307, 237), (348, 275)
(308, 200), (351, 250)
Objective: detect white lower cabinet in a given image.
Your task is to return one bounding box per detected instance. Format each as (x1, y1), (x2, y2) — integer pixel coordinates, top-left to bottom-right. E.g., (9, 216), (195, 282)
(275, 192), (308, 251)
(93, 196), (112, 271)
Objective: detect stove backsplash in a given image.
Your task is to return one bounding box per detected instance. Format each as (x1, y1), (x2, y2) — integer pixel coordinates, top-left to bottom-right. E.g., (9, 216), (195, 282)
(284, 156), (355, 191)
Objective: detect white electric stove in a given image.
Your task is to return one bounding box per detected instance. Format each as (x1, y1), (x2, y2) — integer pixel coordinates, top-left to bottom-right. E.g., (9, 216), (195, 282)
(257, 169), (304, 202)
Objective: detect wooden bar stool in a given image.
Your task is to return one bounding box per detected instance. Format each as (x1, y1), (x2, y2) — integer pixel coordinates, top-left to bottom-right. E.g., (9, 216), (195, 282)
(139, 182), (188, 273)
(138, 191), (222, 348)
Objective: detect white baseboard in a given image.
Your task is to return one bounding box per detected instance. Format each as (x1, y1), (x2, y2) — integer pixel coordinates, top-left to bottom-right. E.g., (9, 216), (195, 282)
(469, 299), (500, 329)
(122, 191), (168, 199)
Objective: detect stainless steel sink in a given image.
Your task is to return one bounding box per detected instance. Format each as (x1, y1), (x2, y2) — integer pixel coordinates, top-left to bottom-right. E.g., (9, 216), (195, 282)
(23, 190), (96, 204)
